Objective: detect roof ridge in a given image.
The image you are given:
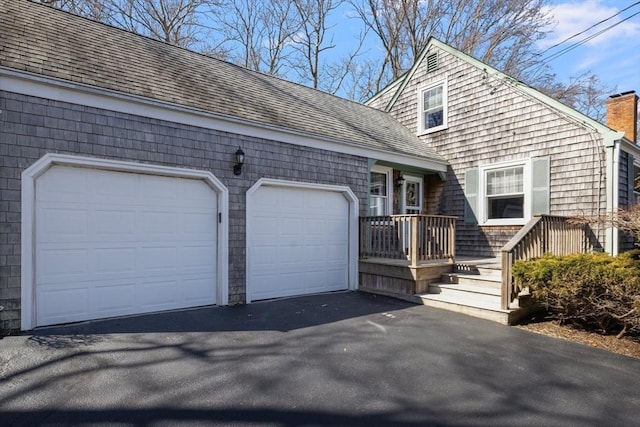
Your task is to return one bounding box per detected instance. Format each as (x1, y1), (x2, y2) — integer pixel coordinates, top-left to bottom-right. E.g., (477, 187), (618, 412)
(19, 0), (383, 112)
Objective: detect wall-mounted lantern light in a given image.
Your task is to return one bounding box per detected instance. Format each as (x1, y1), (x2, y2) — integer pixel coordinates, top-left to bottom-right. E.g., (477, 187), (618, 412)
(395, 175), (405, 187)
(233, 147), (245, 175)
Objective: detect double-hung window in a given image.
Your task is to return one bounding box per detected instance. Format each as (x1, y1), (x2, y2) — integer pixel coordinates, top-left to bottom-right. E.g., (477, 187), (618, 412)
(465, 158), (549, 226)
(486, 166), (525, 220)
(369, 166), (392, 216)
(478, 160), (533, 225)
(418, 80), (447, 134)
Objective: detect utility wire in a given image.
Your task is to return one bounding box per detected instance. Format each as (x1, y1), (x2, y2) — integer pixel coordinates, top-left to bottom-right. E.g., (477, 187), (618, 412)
(540, 9), (640, 66)
(539, 0), (640, 57)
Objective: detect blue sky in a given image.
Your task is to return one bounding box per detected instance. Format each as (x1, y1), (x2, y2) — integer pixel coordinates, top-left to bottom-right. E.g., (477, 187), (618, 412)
(538, 0), (640, 93)
(328, 0), (639, 95)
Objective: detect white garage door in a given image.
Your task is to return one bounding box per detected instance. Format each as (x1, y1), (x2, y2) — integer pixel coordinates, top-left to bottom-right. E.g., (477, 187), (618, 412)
(34, 165), (218, 327)
(248, 185), (349, 301)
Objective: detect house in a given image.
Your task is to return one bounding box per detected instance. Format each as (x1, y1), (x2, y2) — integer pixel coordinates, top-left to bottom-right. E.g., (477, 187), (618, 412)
(366, 39), (639, 257)
(0, 1), (637, 331)
(359, 39), (639, 321)
(360, 39), (638, 320)
(0, 0), (449, 331)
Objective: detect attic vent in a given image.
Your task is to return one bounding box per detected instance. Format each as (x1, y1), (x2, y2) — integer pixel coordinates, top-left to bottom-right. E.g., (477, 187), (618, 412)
(426, 53), (438, 73)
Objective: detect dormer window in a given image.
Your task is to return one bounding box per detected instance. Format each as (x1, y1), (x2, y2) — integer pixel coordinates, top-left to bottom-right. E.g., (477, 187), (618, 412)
(418, 80), (447, 134)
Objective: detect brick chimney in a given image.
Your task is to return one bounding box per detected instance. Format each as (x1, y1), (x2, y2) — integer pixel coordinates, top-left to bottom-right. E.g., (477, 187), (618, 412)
(606, 91), (638, 143)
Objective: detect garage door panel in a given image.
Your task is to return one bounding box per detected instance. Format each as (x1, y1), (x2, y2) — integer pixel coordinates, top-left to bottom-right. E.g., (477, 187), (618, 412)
(278, 217), (303, 236)
(139, 175), (178, 200)
(95, 248), (136, 273)
(141, 247), (178, 272)
(180, 180), (219, 205)
(37, 167), (87, 200)
(181, 245), (217, 270)
(278, 189), (303, 210)
(182, 278), (216, 302)
(183, 213), (217, 235)
(140, 212), (178, 234)
(37, 248), (89, 280)
(37, 287), (89, 325)
(138, 279), (181, 309)
(94, 210), (136, 235)
(248, 185), (350, 301)
(39, 208), (88, 238)
(251, 246), (277, 267)
(34, 165), (219, 327)
(95, 171), (135, 198)
(93, 283), (136, 313)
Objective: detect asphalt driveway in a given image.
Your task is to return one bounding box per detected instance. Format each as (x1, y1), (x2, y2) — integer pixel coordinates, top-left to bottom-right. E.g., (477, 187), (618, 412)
(1, 291), (639, 426)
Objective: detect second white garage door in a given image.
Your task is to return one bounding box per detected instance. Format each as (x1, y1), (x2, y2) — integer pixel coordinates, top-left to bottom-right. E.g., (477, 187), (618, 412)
(34, 165), (219, 327)
(247, 184), (350, 301)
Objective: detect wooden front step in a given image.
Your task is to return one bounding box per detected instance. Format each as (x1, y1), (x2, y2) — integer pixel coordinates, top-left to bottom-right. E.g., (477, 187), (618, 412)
(416, 262), (538, 325)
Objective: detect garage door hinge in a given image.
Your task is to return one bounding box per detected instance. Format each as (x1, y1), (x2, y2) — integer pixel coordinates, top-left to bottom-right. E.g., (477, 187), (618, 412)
(219, 212), (222, 223)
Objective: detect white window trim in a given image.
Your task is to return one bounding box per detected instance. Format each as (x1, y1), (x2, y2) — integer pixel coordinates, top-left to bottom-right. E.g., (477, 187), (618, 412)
(478, 159), (531, 226)
(417, 79), (448, 135)
(401, 174), (424, 214)
(369, 165), (393, 216)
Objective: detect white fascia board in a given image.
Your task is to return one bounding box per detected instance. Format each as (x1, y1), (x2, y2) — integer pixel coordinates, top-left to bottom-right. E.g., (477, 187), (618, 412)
(0, 68), (447, 173)
(620, 138), (640, 157)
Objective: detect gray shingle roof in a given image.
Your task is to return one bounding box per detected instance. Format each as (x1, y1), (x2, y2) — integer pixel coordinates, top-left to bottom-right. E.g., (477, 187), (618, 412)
(1, 0), (446, 166)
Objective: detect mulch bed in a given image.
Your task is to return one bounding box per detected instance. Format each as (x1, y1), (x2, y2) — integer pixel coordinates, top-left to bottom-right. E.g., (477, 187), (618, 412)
(516, 313), (640, 360)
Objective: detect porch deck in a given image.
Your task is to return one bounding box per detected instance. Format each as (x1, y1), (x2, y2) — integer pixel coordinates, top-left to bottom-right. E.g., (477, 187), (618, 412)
(359, 214), (590, 325)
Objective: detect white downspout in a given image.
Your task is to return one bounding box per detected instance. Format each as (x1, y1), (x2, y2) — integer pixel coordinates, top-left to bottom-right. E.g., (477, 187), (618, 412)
(604, 132), (624, 255)
(612, 142), (621, 256)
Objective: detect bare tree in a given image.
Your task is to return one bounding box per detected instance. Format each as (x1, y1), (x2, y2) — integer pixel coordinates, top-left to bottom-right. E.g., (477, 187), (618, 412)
(317, 29), (370, 95)
(350, 0), (554, 93)
(36, 0), (114, 21)
(213, 0), (263, 70)
(43, 0), (220, 51)
(349, 0), (406, 84)
(335, 54), (381, 101)
(211, 0), (301, 75)
(107, 0), (214, 49)
(289, 0), (343, 89)
(537, 72), (615, 122)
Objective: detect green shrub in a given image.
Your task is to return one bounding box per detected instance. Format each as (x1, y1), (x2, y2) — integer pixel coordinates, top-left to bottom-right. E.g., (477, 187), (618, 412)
(512, 250), (640, 336)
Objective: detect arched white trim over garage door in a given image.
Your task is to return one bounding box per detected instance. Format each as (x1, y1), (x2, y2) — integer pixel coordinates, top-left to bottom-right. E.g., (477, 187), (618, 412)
(21, 154), (229, 330)
(246, 179), (359, 303)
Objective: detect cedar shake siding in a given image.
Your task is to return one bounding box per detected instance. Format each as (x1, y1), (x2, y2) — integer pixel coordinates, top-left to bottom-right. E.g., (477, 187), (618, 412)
(0, 91), (369, 331)
(369, 43), (609, 256)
